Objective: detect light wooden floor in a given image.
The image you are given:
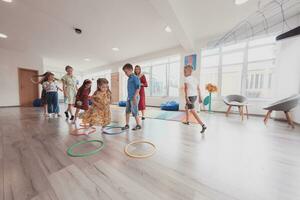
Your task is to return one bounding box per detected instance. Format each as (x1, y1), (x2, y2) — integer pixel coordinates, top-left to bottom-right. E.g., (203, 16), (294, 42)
(0, 106), (300, 200)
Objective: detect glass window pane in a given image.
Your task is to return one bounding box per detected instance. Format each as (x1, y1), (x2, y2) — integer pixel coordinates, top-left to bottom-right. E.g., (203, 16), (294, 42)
(221, 65), (242, 96)
(248, 45), (275, 62)
(222, 42), (246, 52)
(222, 52), (244, 65)
(151, 64), (167, 96)
(246, 60), (274, 98)
(168, 62), (180, 97)
(248, 36), (276, 47)
(201, 48), (219, 56)
(201, 55), (220, 67)
(200, 67), (218, 98)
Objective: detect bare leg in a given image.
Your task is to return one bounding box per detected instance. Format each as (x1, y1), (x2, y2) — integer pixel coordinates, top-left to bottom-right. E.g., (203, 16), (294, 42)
(125, 113), (130, 125)
(43, 104), (48, 115)
(74, 108), (80, 122)
(185, 106), (189, 123)
(141, 110), (145, 117)
(68, 104), (73, 116)
(190, 109), (204, 126)
(135, 116), (141, 126)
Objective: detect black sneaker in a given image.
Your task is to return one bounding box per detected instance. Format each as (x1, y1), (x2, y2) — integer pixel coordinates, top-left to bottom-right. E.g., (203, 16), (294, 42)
(70, 115), (74, 121)
(132, 125), (142, 131)
(141, 117), (145, 120)
(200, 124), (207, 134)
(121, 125), (129, 130)
(64, 111), (69, 119)
(182, 121), (190, 125)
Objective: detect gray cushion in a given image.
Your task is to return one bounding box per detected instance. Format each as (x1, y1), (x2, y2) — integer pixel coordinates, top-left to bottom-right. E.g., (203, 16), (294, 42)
(264, 94), (300, 111)
(223, 95), (248, 106)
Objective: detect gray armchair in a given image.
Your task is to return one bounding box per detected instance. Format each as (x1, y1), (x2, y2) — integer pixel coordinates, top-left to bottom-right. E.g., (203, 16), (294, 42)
(263, 94), (300, 128)
(223, 95), (249, 120)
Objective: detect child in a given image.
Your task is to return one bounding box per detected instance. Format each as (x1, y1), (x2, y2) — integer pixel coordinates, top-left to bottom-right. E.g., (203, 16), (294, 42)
(183, 65), (207, 133)
(122, 63), (141, 131)
(73, 79), (92, 123)
(81, 78), (111, 127)
(43, 72), (63, 118)
(61, 65), (78, 121)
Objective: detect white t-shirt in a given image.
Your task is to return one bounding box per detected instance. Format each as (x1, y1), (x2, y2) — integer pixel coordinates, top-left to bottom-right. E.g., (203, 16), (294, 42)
(43, 81), (59, 92)
(184, 76), (198, 97)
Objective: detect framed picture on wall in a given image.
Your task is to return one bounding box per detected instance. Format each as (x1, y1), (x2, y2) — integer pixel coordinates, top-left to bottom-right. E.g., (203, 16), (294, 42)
(184, 54), (197, 70)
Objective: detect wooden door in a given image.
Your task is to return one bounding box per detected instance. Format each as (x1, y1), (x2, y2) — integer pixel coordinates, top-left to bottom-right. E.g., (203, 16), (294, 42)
(18, 68), (39, 106)
(111, 72), (119, 103)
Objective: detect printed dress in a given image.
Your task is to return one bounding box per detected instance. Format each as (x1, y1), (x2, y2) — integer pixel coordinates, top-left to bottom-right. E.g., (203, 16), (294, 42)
(61, 74), (77, 104)
(81, 91), (111, 126)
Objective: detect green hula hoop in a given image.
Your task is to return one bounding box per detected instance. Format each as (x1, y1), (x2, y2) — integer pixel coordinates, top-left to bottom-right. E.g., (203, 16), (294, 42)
(67, 140), (105, 157)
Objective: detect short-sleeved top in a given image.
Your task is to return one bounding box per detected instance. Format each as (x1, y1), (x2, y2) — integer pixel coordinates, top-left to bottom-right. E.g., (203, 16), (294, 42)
(184, 76), (198, 97)
(127, 74), (141, 100)
(43, 81), (59, 93)
(61, 74), (77, 91)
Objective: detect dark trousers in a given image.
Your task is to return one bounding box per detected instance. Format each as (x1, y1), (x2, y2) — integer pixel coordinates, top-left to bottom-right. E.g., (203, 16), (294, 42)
(46, 92), (59, 113)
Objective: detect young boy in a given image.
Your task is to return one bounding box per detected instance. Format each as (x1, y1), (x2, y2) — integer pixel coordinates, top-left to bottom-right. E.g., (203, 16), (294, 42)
(122, 63), (142, 131)
(183, 65), (207, 133)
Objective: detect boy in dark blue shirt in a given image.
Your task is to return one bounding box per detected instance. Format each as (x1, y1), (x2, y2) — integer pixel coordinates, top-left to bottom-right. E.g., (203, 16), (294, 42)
(122, 63), (142, 130)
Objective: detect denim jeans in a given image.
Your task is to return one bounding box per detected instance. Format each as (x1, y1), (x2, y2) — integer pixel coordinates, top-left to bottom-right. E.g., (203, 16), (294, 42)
(46, 92), (59, 113)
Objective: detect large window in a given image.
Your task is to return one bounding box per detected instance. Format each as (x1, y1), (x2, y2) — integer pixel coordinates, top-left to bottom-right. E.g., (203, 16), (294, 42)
(200, 36), (276, 99)
(121, 55), (180, 99)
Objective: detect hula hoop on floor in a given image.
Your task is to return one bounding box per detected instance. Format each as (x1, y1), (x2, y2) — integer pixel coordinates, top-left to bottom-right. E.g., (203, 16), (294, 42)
(102, 126), (125, 135)
(79, 123), (93, 128)
(124, 140), (156, 158)
(67, 140), (104, 157)
(71, 127), (96, 136)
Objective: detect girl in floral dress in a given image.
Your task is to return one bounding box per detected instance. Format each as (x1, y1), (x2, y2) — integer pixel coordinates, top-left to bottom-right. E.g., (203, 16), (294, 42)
(81, 78), (111, 127)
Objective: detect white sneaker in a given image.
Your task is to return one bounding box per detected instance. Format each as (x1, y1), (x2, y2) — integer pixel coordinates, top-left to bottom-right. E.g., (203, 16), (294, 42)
(55, 113), (61, 118)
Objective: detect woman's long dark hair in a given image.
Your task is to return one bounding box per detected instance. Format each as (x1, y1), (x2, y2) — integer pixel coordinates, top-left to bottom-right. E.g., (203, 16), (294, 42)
(134, 65), (141, 76)
(77, 79), (92, 96)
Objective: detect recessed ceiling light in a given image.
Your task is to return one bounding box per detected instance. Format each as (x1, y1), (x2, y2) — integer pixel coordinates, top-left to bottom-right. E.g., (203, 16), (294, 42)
(235, 0), (248, 5)
(84, 58), (91, 61)
(112, 47), (120, 51)
(164, 26), (172, 33)
(2, 0), (13, 3)
(0, 33), (8, 39)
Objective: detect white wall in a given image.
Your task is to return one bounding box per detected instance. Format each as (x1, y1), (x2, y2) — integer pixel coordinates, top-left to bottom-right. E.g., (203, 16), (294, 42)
(274, 36), (300, 123)
(0, 48), (43, 107)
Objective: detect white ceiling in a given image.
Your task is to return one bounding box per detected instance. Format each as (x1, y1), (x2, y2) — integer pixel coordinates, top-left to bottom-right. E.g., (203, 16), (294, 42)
(0, 0), (272, 72)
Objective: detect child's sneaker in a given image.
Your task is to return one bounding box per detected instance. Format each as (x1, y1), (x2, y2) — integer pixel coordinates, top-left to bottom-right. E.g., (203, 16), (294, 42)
(70, 115), (74, 121)
(132, 125), (142, 131)
(182, 121), (190, 125)
(64, 111), (69, 119)
(121, 125), (130, 130)
(200, 124), (207, 134)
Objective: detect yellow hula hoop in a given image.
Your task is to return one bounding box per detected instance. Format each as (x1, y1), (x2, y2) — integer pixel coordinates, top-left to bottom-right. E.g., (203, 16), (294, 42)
(124, 140), (156, 159)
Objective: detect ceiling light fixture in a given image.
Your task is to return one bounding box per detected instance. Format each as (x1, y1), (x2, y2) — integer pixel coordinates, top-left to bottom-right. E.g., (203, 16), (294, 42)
(84, 58), (91, 61)
(112, 47), (120, 51)
(235, 0), (248, 5)
(0, 33), (8, 39)
(1, 0), (13, 2)
(164, 26), (172, 33)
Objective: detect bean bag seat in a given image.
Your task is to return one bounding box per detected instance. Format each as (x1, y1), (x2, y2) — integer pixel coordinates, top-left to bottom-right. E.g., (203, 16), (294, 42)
(161, 101), (179, 111)
(33, 98), (42, 107)
(118, 101), (127, 107)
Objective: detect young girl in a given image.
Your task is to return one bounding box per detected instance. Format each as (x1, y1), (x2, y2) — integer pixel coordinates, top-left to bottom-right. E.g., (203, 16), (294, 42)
(31, 72), (51, 115)
(73, 79), (92, 123)
(183, 65), (207, 133)
(81, 78), (111, 127)
(61, 65), (78, 120)
(43, 72), (63, 118)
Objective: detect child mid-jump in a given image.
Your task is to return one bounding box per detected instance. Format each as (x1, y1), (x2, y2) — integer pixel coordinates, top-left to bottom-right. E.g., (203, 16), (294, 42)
(73, 79), (92, 123)
(81, 78), (111, 128)
(183, 65), (207, 133)
(43, 72), (63, 118)
(122, 63), (142, 131)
